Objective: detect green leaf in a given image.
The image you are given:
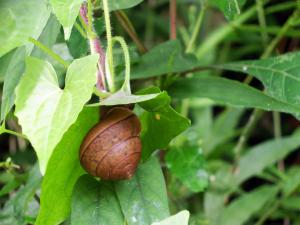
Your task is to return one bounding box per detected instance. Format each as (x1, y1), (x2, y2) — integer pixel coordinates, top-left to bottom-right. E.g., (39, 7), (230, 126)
(220, 52), (300, 115)
(1, 15), (61, 122)
(0, 164), (41, 225)
(15, 55), (98, 173)
(67, 25), (88, 59)
(203, 108), (244, 155)
(0, 199), (20, 225)
(204, 191), (228, 225)
(131, 40), (199, 80)
(1, 47), (26, 122)
(99, 0), (144, 11)
(282, 166), (300, 196)
(0, 52), (15, 83)
(71, 175), (124, 225)
(138, 88), (190, 159)
(0, 179), (21, 197)
(151, 210), (190, 225)
(115, 157), (170, 225)
(89, 90), (160, 106)
(31, 15), (61, 59)
(13, 164), (41, 224)
(282, 197), (300, 211)
(36, 108), (99, 225)
(169, 77), (300, 118)
(71, 157), (169, 225)
(136, 87), (171, 111)
(67, 16), (105, 59)
(233, 129), (300, 185)
(166, 146), (208, 192)
(210, 0), (246, 20)
(0, 0), (50, 57)
(50, 0), (84, 39)
(220, 185), (279, 225)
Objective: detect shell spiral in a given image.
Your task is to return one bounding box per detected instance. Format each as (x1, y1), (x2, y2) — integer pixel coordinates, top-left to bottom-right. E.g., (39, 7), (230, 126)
(79, 107), (142, 180)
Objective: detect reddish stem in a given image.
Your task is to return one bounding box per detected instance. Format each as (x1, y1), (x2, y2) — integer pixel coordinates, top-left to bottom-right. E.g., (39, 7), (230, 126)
(170, 0), (177, 40)
(80, 3), (107, 91)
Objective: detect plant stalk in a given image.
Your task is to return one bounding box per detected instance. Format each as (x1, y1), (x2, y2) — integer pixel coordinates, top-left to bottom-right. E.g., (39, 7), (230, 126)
(102, 0), (116, 92)
(196, 3), (267, 58)
(256, 0), (268, 47)
(186, 1), (207, 53)
(170, 0), (177, 39)
(114, 11), (148, 54)
(1, 127), (28, 139)
(80, 3), (107, 92)
(28, 37), (70, 69)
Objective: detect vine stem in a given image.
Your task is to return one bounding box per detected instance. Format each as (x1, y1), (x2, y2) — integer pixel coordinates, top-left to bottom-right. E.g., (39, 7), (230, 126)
(111, 37), (131, 94)
(262, 10), (299, 58)
(186, 0), (207, 53)
(254, 201), (281, 225)
(80, 3), (107, 91)
(234, 25), (300, 38)
(197, 4), (260, 58)
(0, 124), (27, 139)
(103, 0), (116, 92)
(170, 0), (177, 39)
(114, 11), (147, 54)
(256, 0), (268, 47)
(74, 22), (87, 39)
(181, 1), (208, 117)
(234, 0), (241, 15)
(28, 37), (70, 69)
(266, 1), (298, 15)
(87, 0), (94, 35)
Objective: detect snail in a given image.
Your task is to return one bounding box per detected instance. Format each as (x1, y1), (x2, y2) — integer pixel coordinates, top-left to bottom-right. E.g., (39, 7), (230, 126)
(79, 106), (142, 180)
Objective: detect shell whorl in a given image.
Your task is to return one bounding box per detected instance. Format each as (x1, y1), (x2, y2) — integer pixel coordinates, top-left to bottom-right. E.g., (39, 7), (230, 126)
(80, 107), (142, 180)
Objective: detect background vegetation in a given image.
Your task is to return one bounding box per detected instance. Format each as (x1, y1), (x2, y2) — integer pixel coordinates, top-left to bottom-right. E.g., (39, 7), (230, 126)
(1, 0), (300, 224)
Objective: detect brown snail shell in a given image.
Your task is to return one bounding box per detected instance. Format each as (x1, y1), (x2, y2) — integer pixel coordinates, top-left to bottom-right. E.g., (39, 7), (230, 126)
(79, 106), (142, 180)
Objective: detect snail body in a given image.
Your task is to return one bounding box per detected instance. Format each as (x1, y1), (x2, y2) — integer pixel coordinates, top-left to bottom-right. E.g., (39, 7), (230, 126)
(80, 107), (142, 180)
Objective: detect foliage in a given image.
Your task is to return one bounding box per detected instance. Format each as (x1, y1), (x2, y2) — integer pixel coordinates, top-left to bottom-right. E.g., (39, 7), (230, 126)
(1, 0), (300, 225)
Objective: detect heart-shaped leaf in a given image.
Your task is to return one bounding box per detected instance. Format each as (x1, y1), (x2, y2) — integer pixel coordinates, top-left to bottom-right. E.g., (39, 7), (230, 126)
(0, 0), (51, 57)
(50, 0), (84, 39)
(0, 48), (26, 122)
(1, 15), (61, 123)
(15, 55), (98, 173)
(114, 157), (170, 225)
(71, 157), (170, 225)
(36, 108), (99, 225)
(71, 175), (124, 225)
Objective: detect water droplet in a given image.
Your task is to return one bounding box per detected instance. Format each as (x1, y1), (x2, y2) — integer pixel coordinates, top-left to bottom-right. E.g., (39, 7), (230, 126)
(243, 66), (248, 72)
